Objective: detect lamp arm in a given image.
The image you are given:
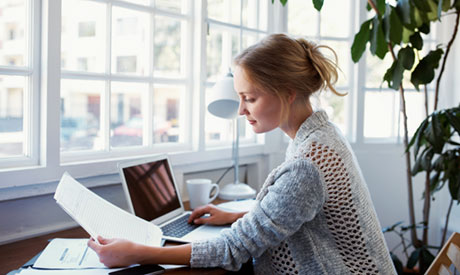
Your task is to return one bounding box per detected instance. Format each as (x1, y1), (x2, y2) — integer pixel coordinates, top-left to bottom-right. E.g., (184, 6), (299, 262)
(233, 118), (240, 185)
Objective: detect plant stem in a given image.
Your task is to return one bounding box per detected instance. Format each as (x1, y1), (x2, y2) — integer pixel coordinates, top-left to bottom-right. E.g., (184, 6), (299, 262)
(371, 0), (419, 247)
(424, 85), (429, 117)
(422, 169), (431, 245)
(440, 199), (454, 248)
(434, 11), (460, 111)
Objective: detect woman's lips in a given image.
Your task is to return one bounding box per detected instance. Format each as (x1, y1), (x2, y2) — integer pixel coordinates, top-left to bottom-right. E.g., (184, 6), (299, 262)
(248, 120), (256, 125)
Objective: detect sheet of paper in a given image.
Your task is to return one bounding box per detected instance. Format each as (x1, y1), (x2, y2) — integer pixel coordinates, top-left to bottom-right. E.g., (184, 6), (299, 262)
(54, 172), (162, 247)
(33, 238), (105, 269)
(19, 267), (123, 275)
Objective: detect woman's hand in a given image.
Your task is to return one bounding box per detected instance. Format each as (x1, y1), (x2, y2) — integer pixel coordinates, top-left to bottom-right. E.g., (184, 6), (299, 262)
(188, 204), (246, 225)
(88, 236), (146, 268)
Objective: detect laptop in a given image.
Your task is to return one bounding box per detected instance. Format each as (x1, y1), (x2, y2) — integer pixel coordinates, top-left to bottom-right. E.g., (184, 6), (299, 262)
(118, 154), (229, 243)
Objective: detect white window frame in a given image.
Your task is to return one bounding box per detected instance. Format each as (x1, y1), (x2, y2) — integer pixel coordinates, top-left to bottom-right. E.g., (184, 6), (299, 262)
(0, 0), (40, 169)
(0, 0), (281, 198)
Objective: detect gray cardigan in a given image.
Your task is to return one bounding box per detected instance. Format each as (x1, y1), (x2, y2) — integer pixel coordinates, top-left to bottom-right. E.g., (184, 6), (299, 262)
(190, 110), (396, 274)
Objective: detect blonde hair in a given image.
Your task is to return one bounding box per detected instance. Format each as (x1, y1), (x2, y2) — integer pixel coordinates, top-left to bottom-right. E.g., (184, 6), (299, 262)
(234, 33), (345, 121)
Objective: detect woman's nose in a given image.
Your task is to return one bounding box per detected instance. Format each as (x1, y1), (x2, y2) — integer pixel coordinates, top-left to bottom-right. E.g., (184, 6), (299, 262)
(238, 102), (247, 116)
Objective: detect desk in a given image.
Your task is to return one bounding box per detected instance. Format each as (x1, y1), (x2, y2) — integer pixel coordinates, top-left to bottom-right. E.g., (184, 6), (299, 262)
(0, 200), (247, 275)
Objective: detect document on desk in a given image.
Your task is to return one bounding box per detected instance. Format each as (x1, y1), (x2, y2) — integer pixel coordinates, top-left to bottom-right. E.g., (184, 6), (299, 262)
(54, 172), (162, 247)
(33, 238), (105, 269)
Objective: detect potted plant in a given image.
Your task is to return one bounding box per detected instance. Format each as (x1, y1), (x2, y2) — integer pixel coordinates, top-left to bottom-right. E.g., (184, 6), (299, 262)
(273, 0), (460, 273)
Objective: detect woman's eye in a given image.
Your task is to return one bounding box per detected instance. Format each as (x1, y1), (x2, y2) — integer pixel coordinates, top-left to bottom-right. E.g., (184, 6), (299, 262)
(244, 98), (255, 103)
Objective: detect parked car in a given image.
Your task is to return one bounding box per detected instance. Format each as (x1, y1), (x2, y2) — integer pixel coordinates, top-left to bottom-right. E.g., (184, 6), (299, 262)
(112, 116), (171, 143)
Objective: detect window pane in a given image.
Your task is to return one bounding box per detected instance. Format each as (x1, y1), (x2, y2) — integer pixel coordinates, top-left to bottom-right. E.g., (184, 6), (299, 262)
(61, 0), (106, 72)
(0, 75), (24, 157)
(311, 89), (348, 136)
(154, 16), (183, 77)
(363, 91), (399, 139)
(112, 7), (149, 76)
(320, 0), (351, 38)
(205, 87), (233, 145)
(401, 92), (434, 138)
(110, 82), (147, 148)
(119, 0), (150, 6)
(155, 0), (185, 13)
(242, 31), (261, 51)
(320, 40), (351, 88)
(242, 0), (258, 29)
(61, 79), (102, 152)
(207, 27), (239, 82)
(288, 0), (318, 37)
(365, 52), (393, 89)
(153, 85), (185, 144)
(0, 0), (28, 67)
(207, 0), (240, 25)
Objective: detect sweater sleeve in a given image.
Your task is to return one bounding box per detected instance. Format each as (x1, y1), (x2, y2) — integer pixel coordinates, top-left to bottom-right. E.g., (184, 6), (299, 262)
(190, 159), (325, 271)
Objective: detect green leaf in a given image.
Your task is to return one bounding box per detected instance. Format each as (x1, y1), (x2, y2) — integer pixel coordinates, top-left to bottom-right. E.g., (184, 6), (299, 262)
(411, 49), (444, 90)
(398, 46), (415, 70)
(446, 111), (460, 134)
(407, 248), (421, 269)
(390, 9), (403, 44)
(391, 253), (404, 275)
(279, 0), (288, 6)
(411, 5), (425, 27)
(431, 114), (445, 153)
(420, 247), (436, 267)
(443, 0), (451, 11)
(351, 19), (372, 63)
(376, 0), (386, 15)
(408, 117), (428, 158)
(448, 176), (460, 200)
(370, 16), (388, 59)
(402, 27), (414, 43)
(413, 0), (432, 12)
(312, 0), (323, 11)
(396, 0), (412, 25)
(419, 23), (430, 34)
(427, 0), (439, 21)
(410, 32), (423, 50)
(384, 59), (404, 90)
(454, 0), (460, 10)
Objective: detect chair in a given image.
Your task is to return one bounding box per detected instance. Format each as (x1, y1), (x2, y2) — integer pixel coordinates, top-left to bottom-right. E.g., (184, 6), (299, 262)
(426, 232), (460, 275)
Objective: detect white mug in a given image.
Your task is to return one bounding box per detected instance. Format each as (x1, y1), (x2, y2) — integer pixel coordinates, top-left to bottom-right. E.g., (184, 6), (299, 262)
(186, 178), (219, 209)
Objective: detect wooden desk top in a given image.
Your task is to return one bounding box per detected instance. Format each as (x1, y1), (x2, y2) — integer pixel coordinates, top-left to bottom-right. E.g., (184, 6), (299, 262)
(0, 199), (235, 275)
(0, 226), (229, 275)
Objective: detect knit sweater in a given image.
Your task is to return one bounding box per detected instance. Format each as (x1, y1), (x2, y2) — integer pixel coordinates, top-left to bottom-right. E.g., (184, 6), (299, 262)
(190, 110), (396, 274)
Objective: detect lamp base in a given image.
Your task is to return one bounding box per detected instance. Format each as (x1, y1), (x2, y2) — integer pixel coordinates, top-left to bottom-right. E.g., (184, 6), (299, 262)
(218, 182), (256, 200)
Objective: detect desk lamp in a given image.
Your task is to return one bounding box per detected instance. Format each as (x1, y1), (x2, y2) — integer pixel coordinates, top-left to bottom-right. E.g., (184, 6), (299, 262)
(208, 72), (256, 200)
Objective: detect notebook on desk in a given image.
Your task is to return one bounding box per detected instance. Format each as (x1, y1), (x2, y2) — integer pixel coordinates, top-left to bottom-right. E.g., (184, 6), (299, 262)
(118, 155), (229, 243)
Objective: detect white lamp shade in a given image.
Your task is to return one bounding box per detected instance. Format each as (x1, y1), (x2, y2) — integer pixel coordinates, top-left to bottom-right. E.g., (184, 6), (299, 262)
(208, 74), (239, 119)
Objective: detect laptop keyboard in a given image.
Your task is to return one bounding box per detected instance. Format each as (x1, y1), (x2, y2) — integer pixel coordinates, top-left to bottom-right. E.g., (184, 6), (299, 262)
(161, 214), (200, 238)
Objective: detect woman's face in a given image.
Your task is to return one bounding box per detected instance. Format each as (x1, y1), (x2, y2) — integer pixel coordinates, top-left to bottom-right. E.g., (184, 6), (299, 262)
(234, 66), (283, 134)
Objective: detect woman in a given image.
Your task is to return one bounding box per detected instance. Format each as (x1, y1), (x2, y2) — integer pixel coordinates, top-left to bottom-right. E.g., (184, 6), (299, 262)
(89, 33), (396, 274)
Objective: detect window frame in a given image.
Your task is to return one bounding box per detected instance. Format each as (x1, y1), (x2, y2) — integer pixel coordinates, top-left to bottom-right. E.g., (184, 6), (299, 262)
(0, 0), (275, 194)
(0, 0), (40, 169)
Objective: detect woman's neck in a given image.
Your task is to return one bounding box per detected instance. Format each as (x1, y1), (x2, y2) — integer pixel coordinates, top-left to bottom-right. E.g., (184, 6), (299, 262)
(280, 101), (313, 139)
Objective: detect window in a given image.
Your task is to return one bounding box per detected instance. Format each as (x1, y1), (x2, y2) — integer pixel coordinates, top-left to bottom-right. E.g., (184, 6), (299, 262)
(287, 0), (355, 139)
(61, 0), (190, 160)
(363, 29), (438, 143)
(0, 0), (36, 164)
(205, 0), (268, 147)
(78, 21), (96, 37)
(0, 0), (274, 191)
(287, 0), (439, 144)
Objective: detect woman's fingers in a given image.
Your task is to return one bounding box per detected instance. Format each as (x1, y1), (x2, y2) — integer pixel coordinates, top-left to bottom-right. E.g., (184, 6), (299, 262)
(87, 237), (101, 253)
(188, 204), (213, 223)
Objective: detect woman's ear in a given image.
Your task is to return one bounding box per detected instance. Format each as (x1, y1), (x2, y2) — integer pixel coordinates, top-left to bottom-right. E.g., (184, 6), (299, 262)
(287, 90), (297, 104)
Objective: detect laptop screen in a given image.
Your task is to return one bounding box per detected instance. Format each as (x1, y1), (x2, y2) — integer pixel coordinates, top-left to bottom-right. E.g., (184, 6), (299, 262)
(122, 159), (181, 221)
